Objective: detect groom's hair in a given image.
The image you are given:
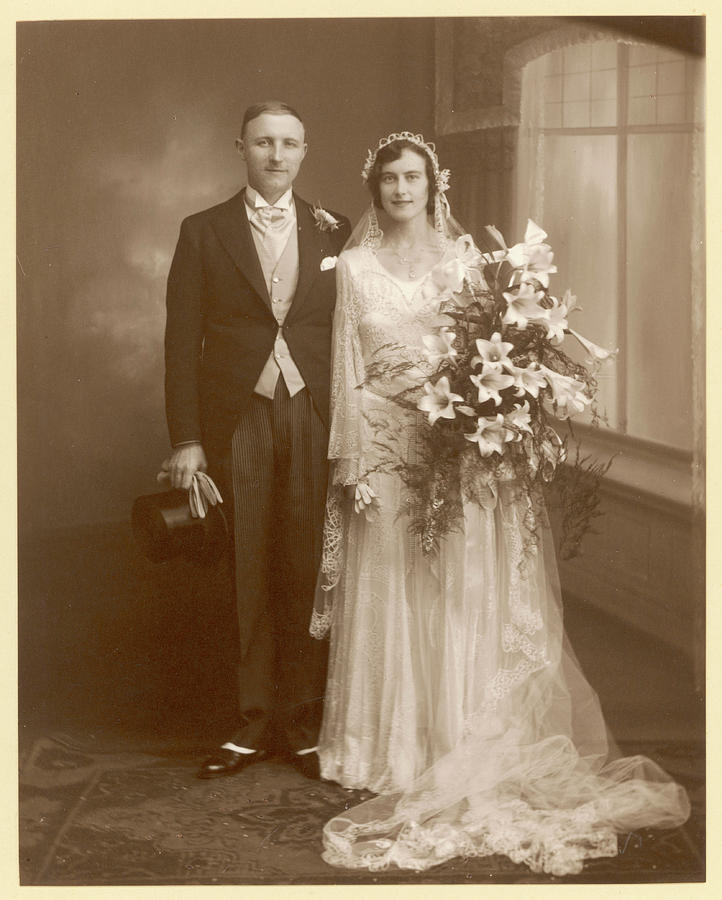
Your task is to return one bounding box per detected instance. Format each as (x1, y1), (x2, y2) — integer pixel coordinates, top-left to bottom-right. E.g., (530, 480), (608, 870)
(241, 101), (304, 137)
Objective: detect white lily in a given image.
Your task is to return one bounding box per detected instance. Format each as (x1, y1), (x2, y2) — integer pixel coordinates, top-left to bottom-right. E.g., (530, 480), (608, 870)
(477, 225), (507, 265)
(470, 332), (514, 371)
(507, 220), (558, 287)
(562, 288), (581, 315)
(417, 375), (464, 425)
(422, 329), (458, 364)
(541, 366), (590, 419)
(504, 401), (533, 441)
(469, 365), (515, 406)
(543, 299), (569, 344)
(502, 282), (549, 329)
(485, 224), (507, 249)
(567, 328), (616, 361)
(464, 414), (507, 457)
(430, 257), (466, 294)
(454, 235), (489, 291)
(505, 361), (547, 398)
(455, 234), (484, 269)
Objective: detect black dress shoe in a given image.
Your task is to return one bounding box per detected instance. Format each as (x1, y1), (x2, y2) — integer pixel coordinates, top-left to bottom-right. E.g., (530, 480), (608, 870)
(291, 751), (321, 780)
(196, 747), (268, 779)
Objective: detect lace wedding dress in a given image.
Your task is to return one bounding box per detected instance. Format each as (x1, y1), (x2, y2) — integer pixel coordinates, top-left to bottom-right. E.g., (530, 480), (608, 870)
(311, 244), (690, 876)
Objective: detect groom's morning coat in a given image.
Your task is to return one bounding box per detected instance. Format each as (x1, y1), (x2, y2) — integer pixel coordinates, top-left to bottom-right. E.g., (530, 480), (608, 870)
(165, 189), (351, 460)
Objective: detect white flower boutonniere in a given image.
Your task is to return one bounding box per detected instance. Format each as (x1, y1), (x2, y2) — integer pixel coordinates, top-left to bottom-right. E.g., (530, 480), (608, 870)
(320, 256), (338, 272)
(312, 203), (340, 232)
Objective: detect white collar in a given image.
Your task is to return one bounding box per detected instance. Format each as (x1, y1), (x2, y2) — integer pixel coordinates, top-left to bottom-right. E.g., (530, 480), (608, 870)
(245, 186), (294, 211)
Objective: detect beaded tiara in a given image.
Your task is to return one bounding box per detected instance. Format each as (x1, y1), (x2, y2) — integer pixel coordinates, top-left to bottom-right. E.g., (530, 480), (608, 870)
(361, 131), (451, 193)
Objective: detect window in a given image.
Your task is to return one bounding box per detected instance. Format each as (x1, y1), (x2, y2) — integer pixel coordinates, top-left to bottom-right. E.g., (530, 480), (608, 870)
(516, 40), (703, 452)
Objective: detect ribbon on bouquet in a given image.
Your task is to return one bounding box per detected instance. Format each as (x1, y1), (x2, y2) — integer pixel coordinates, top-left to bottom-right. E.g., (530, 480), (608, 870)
(156, 462), (223, 519)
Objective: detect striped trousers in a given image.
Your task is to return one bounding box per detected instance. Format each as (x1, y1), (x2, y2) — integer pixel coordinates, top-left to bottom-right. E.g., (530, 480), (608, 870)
(214, 379), (329, 753)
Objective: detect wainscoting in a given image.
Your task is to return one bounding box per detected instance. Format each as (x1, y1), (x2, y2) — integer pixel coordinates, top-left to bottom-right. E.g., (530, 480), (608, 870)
(551, 424), (704, 702)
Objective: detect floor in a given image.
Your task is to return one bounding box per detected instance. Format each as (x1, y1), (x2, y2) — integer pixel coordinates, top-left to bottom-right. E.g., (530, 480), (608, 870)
(17, 523), (705, 885)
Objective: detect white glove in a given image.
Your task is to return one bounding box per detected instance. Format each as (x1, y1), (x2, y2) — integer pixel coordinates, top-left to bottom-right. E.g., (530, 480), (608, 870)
(157, 462), (223, 519)
(188, 472), (223, 519)
(354, 481), (379, 520)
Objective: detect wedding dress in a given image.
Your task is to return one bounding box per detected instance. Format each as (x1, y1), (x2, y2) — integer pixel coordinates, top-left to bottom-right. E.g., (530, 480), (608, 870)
(310, 223), (690, 877)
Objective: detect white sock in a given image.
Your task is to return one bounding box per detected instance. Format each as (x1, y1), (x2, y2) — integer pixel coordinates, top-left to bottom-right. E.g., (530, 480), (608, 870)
(222, 742), (257, 754)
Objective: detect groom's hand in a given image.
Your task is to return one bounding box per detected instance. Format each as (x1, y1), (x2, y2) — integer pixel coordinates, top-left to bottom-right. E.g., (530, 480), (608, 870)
(166, 442), (208, 490)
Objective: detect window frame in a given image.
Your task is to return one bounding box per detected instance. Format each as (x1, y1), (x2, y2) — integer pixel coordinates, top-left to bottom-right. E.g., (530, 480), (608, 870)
(538, 42), (700, 439)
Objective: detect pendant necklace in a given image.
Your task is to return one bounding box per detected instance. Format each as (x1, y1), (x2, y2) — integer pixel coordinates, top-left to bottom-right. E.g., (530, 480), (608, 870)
(388, 245), (425, 279)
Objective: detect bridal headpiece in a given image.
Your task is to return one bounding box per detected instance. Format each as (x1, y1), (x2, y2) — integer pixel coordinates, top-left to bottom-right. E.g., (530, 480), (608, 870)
(361, 131), (451, 195)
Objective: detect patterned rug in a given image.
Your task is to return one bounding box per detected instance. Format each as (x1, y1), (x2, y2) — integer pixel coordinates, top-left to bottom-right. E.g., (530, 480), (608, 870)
(19, 734), (704, 885)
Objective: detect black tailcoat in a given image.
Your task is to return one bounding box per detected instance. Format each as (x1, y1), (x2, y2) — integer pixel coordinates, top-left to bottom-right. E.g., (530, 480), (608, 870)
(164, 189), (351, 749)
(165, 189), (351, 459)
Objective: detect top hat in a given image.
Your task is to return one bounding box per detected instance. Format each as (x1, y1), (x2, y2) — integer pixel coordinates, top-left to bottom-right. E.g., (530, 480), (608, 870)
(132, 488), (229, 566)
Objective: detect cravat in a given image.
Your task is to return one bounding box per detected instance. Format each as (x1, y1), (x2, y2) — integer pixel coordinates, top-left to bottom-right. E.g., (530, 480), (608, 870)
(253, 205), (286, 232)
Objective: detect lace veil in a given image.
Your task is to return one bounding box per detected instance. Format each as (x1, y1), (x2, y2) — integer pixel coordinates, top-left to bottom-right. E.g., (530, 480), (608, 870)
(310, 132), (461, 638)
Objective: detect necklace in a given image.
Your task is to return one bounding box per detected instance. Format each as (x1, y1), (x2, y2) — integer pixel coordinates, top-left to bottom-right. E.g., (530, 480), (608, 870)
(385, 243), (434, 279)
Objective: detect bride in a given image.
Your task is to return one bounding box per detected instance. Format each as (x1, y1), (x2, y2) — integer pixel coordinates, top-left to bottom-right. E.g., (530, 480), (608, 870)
(310, 132), (690, 876)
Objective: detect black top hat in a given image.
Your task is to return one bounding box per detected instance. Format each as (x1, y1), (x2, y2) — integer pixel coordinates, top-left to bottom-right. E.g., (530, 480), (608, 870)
(132, 489), (229, 566)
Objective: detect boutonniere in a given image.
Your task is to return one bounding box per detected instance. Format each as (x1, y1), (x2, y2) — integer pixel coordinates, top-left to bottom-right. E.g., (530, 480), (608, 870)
(320, 256), (338, 271)
(312, 203), (340, 232)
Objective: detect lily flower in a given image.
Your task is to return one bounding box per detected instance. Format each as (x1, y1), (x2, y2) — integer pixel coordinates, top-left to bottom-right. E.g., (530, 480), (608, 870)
(505, 361), (547, 398)
(541, 366), (590, 419)
(455, 234), (484, 269)
(430, 257), (466, 294)
(477, 225), (507, 264)
(464, 414), (507, 457)
(562, 288), (581, 315)
(422, 329), (458, 364)
(469, 366), (515, 406)
(417, 375), (464, 425)
(507, 220), (558, 287)
(485, 224), (507, 250)
(504, 401), (533, 441)
(470, 332), (514, 371)
(543, 299), (569, 344)
(502, 282), (549, 329)
(451, 234), (489, 288)
(567, 328), (616, 361)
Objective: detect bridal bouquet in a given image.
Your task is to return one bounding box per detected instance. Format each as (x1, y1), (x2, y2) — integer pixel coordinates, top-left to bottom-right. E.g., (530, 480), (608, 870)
(368, 220), (614, 556)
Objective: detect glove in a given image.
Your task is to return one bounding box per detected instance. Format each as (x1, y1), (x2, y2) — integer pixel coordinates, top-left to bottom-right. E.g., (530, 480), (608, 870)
(188, 472), (223, 519)
(157, 461), (222, 519)
(354, 481), (379, 520)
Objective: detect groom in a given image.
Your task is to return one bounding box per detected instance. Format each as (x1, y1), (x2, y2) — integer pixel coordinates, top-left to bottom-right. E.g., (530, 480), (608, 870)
(164, 100), (350, 779)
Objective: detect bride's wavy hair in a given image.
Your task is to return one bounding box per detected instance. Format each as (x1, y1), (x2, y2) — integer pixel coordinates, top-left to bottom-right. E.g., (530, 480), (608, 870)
(366, 139), (438, 215)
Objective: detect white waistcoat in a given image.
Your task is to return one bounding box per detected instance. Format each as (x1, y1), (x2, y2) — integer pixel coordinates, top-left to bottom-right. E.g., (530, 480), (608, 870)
(250, 220), (306, 399)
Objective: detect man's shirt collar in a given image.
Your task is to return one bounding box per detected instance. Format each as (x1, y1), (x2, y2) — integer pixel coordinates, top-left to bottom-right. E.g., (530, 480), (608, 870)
(245, 186), (293, 212)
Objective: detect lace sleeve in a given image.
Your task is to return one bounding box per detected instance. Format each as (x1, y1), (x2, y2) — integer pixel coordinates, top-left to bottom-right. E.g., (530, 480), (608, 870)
(328, 253), (364, 486)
